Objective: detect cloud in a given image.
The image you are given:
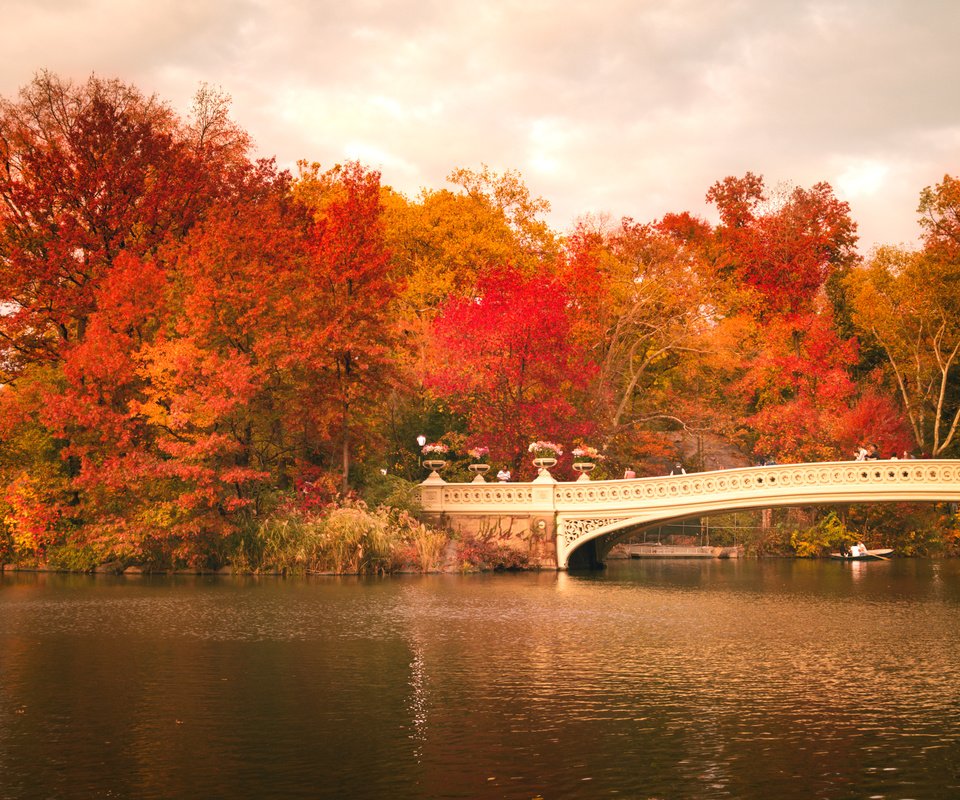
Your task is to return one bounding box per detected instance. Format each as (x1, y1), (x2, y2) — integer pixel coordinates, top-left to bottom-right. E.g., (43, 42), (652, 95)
(834, 160), (890, 200)
(2, 0), (957, 250)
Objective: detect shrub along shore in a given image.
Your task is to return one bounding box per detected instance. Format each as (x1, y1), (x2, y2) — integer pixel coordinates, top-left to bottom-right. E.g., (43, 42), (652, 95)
(0, 476), (533, 576)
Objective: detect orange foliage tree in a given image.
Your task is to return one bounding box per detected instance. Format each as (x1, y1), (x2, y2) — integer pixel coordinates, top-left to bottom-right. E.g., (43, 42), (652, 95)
(294, 162), (396, 492)
(707, 172), (859, 316)
(699, 174), (876, 462)
(0, 73), (273, 561)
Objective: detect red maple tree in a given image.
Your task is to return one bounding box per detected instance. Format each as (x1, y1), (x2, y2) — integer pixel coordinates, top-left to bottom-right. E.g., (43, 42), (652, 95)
(426, 265), (595, 475)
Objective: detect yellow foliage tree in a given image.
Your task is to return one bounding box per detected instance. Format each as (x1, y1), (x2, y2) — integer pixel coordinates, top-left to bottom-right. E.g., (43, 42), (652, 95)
(846, 244), (960, 455)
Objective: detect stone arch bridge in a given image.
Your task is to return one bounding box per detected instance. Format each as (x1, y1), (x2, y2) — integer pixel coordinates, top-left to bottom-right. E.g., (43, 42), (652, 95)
(418, 460), (960, 569)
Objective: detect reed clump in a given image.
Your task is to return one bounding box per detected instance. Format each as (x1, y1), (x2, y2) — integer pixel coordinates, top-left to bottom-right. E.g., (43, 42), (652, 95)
(232, 496), (450, 575)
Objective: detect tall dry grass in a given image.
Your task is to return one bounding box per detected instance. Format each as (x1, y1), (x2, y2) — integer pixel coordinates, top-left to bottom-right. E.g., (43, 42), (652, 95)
(232, 497), (448, 575)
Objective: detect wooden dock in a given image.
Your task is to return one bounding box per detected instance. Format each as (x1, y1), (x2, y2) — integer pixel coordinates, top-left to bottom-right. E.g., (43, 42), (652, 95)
(615, 543), (743, 559)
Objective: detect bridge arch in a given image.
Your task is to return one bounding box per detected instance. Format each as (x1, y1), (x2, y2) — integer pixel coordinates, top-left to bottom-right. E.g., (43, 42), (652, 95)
(555, 461), (960, 568)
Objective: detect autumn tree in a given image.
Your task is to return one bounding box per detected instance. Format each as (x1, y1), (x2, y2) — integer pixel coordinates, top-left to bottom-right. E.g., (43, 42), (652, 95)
(0, 72), (245, 375)
(446, 165), (558, 262)
(918, 174), (960, 255)
(383, 166), (559, 371)
(557, 214), (726, 471)
(133, 170), (310, 554)
(426, 265), (594, 475)
(689, 173), (871, 462)
(0, 72), (256, 560)
(846, 242), (960, 456)
(294, 162), (395, 492)
(733, 308), (862, 461)
(706, 173), (859, 316)
(379, 167), (559, 476)
(602, 218), (713, 428)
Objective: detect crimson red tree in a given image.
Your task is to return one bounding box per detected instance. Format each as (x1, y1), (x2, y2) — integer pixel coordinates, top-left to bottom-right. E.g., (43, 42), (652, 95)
(706, 173), (858, 315)
(426, 266), (595, 475)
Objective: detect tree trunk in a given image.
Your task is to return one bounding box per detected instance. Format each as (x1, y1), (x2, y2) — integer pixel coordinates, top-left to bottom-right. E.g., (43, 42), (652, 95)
(341, 406), (350, 495)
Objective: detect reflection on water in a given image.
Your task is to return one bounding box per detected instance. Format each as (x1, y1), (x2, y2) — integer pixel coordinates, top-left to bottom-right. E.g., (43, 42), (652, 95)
(1, 561), (959, 799)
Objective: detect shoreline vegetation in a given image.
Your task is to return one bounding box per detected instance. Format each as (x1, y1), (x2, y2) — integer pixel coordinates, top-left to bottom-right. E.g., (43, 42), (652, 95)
(0, 476), (532, 576)
(3, 476), (958, 576)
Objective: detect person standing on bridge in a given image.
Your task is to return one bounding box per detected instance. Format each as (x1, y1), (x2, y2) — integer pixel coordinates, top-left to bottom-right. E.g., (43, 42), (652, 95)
(496, 468), (511, 482)
(670, 463), (686, 475)
(623, 467), (636, 479)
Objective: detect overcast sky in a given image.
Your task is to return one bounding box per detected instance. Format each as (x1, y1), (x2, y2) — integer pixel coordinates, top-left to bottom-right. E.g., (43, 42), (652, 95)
(2, 0), (957, 252)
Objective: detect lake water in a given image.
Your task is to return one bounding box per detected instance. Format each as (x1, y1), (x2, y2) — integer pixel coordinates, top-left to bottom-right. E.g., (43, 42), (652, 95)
(1, 559), (959, 799)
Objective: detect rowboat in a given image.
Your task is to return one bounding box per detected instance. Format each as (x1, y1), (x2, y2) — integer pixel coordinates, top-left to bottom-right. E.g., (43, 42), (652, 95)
(829, 545), (893, 561)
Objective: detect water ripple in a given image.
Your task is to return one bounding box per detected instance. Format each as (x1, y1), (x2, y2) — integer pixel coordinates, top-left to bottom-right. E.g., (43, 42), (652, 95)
(1, 561), (959, 799)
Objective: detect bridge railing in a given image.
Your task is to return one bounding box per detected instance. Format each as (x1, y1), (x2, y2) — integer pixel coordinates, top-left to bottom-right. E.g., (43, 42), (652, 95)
(420, 459), (960, 515)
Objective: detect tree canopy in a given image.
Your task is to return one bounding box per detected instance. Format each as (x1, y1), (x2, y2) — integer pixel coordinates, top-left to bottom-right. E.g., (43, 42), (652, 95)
(1, 72), (956, 565)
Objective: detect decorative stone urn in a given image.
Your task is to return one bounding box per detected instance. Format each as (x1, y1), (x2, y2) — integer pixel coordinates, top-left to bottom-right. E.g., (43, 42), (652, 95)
(468, 463), (491, 483)
(572, 462), (596, 482)
(422, 459), (447, 482)
(531, 457), (558, 484)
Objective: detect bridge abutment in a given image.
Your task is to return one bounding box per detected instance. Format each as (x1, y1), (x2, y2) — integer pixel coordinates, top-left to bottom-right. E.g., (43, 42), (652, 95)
(420, 509), (558, 569)
(420, 481), (560, 569)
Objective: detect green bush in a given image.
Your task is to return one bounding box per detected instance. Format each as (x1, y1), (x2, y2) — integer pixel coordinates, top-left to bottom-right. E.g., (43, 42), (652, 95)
(791, 510), (853, 557)
(44, 542), (103, 572)
(359, 474), (422, 516)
